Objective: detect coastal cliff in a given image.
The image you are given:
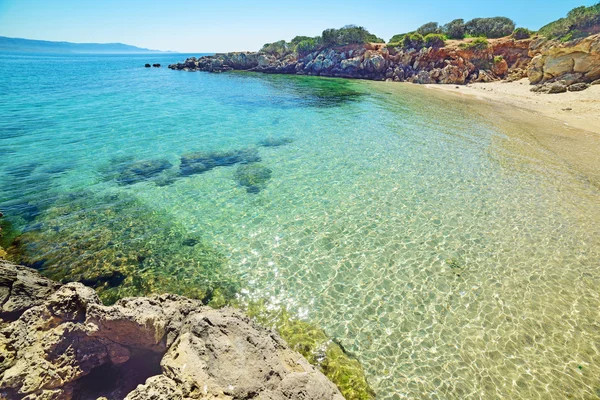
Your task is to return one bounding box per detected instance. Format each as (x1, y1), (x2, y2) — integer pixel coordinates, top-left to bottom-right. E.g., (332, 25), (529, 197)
(0, 261), (345, 400)
(168, 34), (600, 89)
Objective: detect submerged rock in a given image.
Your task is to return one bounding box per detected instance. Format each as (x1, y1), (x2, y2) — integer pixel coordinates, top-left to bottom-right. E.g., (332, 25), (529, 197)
(0, 261), (345, 400)
(180, 148), (260, 176)
(116, 159), (173, 185)
(144, 64), (151, 68)
(234, 164), (272, 193)
(258, 136), (294, 147)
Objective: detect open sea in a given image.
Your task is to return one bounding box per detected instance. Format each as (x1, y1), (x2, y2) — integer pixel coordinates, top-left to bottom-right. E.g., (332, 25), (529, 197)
(1, 52), (600, 399)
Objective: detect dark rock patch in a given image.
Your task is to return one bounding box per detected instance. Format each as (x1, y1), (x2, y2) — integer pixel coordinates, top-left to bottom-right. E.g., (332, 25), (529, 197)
(180, 148), (260, 176)
(115, 159), (173, 186)
(258, 137), (293, 147)
(234, 164), (272, 193)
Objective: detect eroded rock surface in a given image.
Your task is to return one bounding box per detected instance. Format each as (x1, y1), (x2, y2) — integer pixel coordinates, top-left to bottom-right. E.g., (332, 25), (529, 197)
(169, 34), (600, 90)
(0, 261), (345, 400)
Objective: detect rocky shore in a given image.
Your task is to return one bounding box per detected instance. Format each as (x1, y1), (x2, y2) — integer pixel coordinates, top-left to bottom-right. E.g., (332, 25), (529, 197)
(168, 34), (600, 89)
(0, 261), (345, 399)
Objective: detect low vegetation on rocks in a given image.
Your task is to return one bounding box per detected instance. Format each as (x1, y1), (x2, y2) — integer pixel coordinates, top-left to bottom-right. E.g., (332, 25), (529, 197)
(538, 2), (600, 41)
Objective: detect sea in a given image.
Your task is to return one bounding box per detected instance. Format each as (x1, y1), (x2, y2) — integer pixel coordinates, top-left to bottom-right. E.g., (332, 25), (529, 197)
(1, 52), (599, 399)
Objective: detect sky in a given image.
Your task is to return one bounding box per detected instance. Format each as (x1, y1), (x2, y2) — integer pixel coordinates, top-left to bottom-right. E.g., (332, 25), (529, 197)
(0, 0), (597, 52)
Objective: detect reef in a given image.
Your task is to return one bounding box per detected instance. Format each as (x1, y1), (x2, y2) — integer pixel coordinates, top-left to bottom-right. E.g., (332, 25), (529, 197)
(180, 148), (261, 176)
(234, 164), (273, 193)
(10, 191), (240, 306)
(0, 260), (345, 399)
(168, 34), (600, 90)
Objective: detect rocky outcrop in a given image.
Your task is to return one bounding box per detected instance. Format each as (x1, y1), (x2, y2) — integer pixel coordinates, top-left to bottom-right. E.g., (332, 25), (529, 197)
(169, 38), (533, 85)
(169, 34), (600, 90)
(0, 261), (345, 400)
(527, 34), (600, 85)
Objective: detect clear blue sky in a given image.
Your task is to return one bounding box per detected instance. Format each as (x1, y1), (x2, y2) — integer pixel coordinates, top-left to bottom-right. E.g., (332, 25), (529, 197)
(0, 0), (596, 52)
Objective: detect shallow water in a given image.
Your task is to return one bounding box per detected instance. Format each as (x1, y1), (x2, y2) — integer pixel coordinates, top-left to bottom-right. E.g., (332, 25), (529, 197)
(1, 52), (600, 399)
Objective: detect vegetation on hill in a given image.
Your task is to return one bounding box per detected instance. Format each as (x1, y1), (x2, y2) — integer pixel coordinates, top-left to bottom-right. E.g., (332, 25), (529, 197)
(260, 3), (600, 57)
(538, 2), (600, 41)
(261, 25), (384, 57)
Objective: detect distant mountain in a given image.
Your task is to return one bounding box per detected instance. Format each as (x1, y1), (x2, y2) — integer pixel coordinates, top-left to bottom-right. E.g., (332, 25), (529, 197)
(0, 36), (173, 54)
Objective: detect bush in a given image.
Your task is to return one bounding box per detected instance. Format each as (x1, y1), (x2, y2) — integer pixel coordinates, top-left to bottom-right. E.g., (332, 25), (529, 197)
(494, 55), (504, 63)
(538, 3), (600, 40)
(512, 27), (532, 40)
(322, 25), (384, 47)
(443, 19), (466, 39)
(290, 36), (312, 46)
(260, 40), (291, 57)
(296, 37), (321, 55)
(460, 37), (489, 50)
(424, 33), (446, 48)
(388, 33), (406, 44)
(416, 22), (441, 36)
(402, 33), (425, 49)
(465, 17), (516, 38)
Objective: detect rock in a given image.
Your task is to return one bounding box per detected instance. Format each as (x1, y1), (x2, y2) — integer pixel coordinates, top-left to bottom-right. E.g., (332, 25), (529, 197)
(180, 148), (260, 176)
(548, 81), (568, 93)
(152, 64), (161, 68)
(0, 260), (61, 321)
(234, 164), (272, 193)
(258, 137), (293, 147)
(568, 82), (590, 91)
(527, 33), (600, 85)
(592, 79), (600, 85)
(0, 261), (345, 400)
(116, 159), (173, 186)
(144, 64), (151, 68)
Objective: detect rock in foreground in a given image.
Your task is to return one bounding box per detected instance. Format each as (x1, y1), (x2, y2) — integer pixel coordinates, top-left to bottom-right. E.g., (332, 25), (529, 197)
(0, 261), (344, 400)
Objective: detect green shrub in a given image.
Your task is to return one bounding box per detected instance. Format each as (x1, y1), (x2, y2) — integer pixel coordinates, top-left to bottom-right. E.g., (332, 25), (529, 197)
(402, 33), (425, 49)
(424, 33), (446, 48)
(512, 27), (532, 39)
(416, 22), (441, 36)
(388, 33), (406, 44)
(538, 2), (600, 40)
(322, 25), (384, 47)
(296, 37), (321, 55)
(465, 17), (516, 38)
(443, 19), (466, 39)
(290, 36), (312, 46)
(260, 40), (291, 57)
(493, 55), (504, 63)
(460, 37), (489, 50)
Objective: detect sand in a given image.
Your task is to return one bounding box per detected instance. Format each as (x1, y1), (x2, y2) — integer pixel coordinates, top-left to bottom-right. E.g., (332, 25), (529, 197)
(424, 79), (600, 135)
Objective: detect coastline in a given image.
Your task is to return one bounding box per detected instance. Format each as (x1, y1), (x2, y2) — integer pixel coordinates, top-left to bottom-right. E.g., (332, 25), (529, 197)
(423, 79), (600, 135)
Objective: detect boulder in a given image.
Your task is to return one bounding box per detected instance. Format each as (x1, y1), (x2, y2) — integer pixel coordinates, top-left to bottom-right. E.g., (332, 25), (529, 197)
(568, 82), (590, 92)
(0, 261), (345, 400)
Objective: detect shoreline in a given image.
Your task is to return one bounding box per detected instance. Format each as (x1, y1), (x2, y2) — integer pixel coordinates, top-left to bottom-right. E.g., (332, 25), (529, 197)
(423, 79), (600, 135)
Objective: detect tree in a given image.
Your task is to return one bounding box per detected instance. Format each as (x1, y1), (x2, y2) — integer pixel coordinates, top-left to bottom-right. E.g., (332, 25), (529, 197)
(416, 22), (441, 36)
(443, 19), (466, 39)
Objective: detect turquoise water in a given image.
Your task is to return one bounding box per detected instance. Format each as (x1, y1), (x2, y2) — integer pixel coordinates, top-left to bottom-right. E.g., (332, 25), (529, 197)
(1, 52), (600, 399)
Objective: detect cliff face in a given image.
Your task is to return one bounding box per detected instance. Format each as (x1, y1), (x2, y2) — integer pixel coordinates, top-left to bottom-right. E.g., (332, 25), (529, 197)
(0, 261), (345, 400)
(527, 34), (600, 84)
(169, 39), (531, 84)
(169, 34), (600, 88)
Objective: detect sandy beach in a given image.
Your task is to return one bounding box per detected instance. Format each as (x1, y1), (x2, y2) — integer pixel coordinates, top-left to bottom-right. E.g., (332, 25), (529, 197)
(425, 79), (600, 135)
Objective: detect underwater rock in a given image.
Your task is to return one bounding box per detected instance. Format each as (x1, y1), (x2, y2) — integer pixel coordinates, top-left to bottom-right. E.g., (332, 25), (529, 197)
(12, 191), (238, 305)
(0, 261), (345, 400)
(258, 136), (294, 147)
(144, 64), (151, 68)
(234, 163), (272, 193)
(180, 148), (260, 176)
(116, 159), (173, 185)
(152, 64), (161, 68)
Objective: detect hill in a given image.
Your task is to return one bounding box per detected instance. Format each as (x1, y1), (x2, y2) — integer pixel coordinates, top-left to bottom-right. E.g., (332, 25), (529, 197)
(0, 36), (172, 54)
